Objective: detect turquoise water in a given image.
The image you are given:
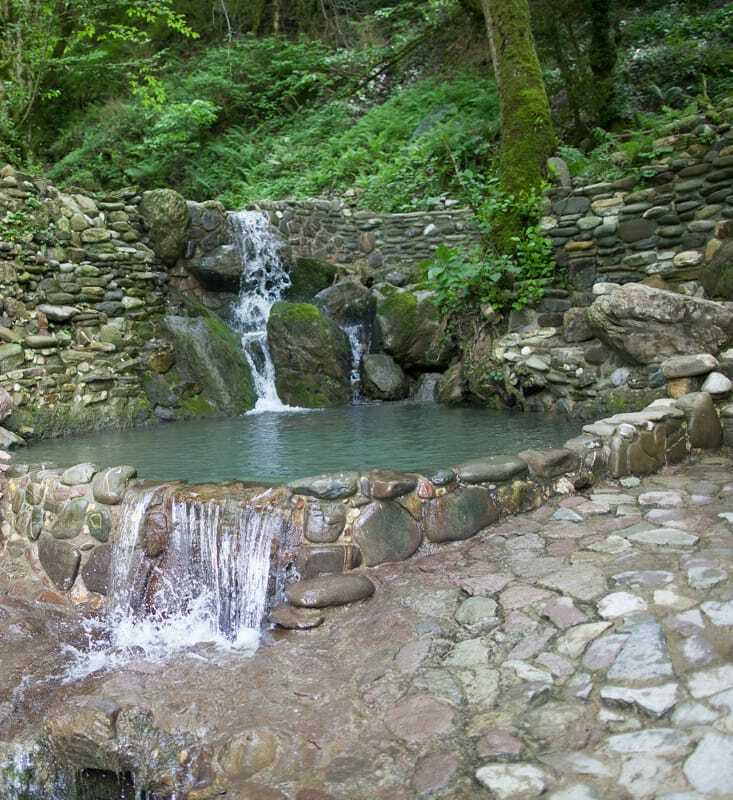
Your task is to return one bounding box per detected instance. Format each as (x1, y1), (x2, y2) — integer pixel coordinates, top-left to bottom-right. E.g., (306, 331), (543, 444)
(21, 404), (580, 485)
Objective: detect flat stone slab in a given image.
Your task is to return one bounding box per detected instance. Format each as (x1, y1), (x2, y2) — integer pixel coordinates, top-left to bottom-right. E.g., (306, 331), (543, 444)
(269, 605), (324, 630)
(289, 472), (359, 499)
(285, 575), (375, 608)
(684, 733), (733, 794)
(597, 592), (648, 619)
(605, 728), (691, 757)
(661, 353), (718, 378)
(475, 763), (546, 799)
(607, 620), (673, 682)
(626, 528), (699, 547)
(601, 683), (679, 718)
(538, 566), (607, 601)
(455, 456), (528, 484)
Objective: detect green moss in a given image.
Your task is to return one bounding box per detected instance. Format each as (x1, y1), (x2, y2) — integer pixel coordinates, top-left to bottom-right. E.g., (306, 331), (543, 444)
(380, 288), (418, 327)
(270, 301), (323, 325)
(284, 257), (337, 302)
(179, 394), (217, 416)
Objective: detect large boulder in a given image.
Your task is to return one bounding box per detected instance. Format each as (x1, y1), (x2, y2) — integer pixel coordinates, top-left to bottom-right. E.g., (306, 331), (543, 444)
(374, 287), (455, 370)
(587, 283), (733, 364)
(267, 302), (351, 407)
(284, 257), (337, 302)
(160, 310), (256, 415)
(362, 353), (409, 400)
(701, 239), (733, 300)
(185, 244), (242, 292)
(314, 280), (374, 329)
(139, 189), (190, 266)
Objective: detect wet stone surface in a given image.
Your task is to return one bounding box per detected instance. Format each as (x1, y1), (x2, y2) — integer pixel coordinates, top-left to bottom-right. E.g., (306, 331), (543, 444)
(1, 454), (733, 799)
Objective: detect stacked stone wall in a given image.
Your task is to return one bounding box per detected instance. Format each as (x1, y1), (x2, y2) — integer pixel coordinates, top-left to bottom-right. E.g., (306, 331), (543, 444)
(0, 165), (167, 438)
(254, 199), (481, 269)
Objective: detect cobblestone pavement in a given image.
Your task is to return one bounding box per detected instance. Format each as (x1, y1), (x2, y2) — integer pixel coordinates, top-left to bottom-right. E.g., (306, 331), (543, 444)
(1, 454), (732, 799)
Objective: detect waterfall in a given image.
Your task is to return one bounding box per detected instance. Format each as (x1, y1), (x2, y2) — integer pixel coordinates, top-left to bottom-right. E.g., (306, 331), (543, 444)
(230, 210), (295, 414)
(343, 324), (369, 403)
(67, 489), (293, 676)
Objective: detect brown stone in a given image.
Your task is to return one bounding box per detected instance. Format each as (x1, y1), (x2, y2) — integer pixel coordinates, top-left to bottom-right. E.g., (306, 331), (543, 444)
(285, 574), (375, 609)
(384, 694), (456, 744)
(143, 511), (170, 557)
(269, 604), (324, 630)
(412, 752), (460, 794)
(218, 729), (278, 781)
(668, 377), (699, 398)
(81, 544), (112, 595)
(476, 728), (524, 760)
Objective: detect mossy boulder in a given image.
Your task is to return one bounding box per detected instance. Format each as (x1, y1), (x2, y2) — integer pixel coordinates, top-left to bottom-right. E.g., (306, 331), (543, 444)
(284, 257), (337, 302)
(161, 309), (255, 415)
(267, 302), (351, 407)
(139, 188), (190, 266)
(702, 240), (733, 300)
(374, 286), (455, 370)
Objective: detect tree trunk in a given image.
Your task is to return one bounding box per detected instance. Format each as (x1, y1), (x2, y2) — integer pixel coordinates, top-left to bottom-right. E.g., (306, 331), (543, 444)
(479, 0), (556, 195)
(587, 0), (617, 127)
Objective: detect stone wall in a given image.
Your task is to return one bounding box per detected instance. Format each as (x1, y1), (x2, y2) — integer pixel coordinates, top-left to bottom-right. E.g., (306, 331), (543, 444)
(545, 113), (733, 292)
(0, 165), (167, 439)
(254, 198), (481, 269)
(2, 388), (729, 610)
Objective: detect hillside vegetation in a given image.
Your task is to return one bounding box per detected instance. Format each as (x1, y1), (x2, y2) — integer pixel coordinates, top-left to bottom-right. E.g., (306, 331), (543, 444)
(1, 0), (731, 213)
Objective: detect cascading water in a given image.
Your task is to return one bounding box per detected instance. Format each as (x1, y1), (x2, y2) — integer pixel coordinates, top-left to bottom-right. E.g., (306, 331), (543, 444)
(230, 210), (296, 413)
(343, 324), (369, 403)
(66, 488), (294, 678)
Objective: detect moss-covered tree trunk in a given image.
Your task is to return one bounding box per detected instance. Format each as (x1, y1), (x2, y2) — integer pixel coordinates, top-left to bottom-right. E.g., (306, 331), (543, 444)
(479, 0), (556, 195)
(587, 0), (617, 128)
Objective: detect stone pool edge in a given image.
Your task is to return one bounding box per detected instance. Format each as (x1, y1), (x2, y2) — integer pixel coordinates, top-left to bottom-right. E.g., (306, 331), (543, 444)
(1, 391), (731, 617)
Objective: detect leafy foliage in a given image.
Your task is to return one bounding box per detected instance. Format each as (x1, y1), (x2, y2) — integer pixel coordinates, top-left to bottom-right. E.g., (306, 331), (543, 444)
(425, 181), (555, 316)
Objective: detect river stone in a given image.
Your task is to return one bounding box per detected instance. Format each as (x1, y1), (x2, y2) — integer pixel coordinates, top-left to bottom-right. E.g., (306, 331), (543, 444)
(353, 501), (422, 566)
(290, 472), (358, 500)
(267, 302), (352, 407)
(303, 500), (347, 543)
(52, 497), (89, 540)
(455, 456), (528, 484)
(587, 283), (733, 363)
(517, 448), (579, 478)
(675, 392), (722, 449)
(61, 463), (97, 485)
(269, 604), (324, 630)
(684, 733), (733, 794)
(365, 470), (417, 500)
(0, 386), (12, 421)
(295, 545), (358, 578)
(314, 280), (373, 328)
(661, 353), (718, 378)
(362, 354), (409, 400)
(701, 370), (732, 394)
(81, 544), (112, 595)
(455, 596), (499, 627)
(85, 505), (112, 543)
(92, 465), (137, 505)
(374, 286), (455, 369)
(37, 303), (79, 322)
(285, 574), (375, 608)
(422, 486), (498, 543)
(139, 188), (190, 265)
(475, 764), (546, 799)
(37, 533), (81, 591)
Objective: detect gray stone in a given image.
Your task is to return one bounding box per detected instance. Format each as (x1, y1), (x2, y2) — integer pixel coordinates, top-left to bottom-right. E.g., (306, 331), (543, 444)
(701, 370), (732, 394)
(92, 465), (137, 505)
(362, 353), (409, 400)
(563, 308), (594, 343)
(553, 508), (583, 522)
(455, 456), (528, 484)
(81, 544), (112, 595)
(421, 486), (498, 543)
(85, 505), (111, 543)
(626, 528), (699, 547)
(701, 599), (733, 626)
(675, 392), (722, 449)
(556, 622), (612, 658)
(290, 472), (358, 500)
(366, 470), (417, 500)
(605, 728), (691, 757)
(582, 634), (628, 670)
(304, 500), (347, 543)
(539, 565), (607, 601)
(455, 596), (499, 627)
(61, 463), (97, 485)
(353, 501), (421, 566)
(600, 683), (679, 718)
(285, 574), (375, 608)
(52, 497), (89, 540)
(688, 665), (733, 698)
(607, 620), (673, 681)
(139, 188), (190, 265)
(37, 533), (81, 591)
(683, 733), (733, 795)
(661, 353), (719, 378)
(597, 592), (647, 618)
(314, 280), (373, 328)
(0, 386), (12, 422)
(587, 284), (733, 364)
(517, 448), (579, 478)
(475, 764), (546, 799)
(37, 303), (79, 322)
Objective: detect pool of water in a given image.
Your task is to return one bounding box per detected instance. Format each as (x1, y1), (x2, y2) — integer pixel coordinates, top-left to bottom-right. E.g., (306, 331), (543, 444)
(21, 403), (580, 485)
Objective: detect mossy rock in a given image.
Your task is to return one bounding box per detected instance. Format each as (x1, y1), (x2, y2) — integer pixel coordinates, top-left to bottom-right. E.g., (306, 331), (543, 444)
(284, 257), (337, 302)
(374, 286), (455, 370)
(139, 188), (190, 266)
(267, 301), (351, 407)
(701, 240), (733, 300)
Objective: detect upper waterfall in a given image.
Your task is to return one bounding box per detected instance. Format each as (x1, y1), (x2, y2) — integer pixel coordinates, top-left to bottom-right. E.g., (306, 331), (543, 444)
(229, 210), (300, 414)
